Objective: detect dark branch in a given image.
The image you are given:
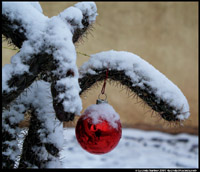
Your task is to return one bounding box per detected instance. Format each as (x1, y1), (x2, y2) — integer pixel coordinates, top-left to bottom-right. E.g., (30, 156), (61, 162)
(19, 108), (59, 168)
(2, 14), (27, 49)
(2, 12), (93, 110)
(2, 125), (17, 169)
(2, 103), (26, 169)
(2, 53), (53, 109)
(72, 15), (90, 43)
(79, 69), (180, 122)
(51, 80), (75, 122)
(18, 108), (45, 168)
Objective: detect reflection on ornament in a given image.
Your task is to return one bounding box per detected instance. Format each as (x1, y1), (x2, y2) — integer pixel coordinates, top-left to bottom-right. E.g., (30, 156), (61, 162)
(76, 101), (122, 154)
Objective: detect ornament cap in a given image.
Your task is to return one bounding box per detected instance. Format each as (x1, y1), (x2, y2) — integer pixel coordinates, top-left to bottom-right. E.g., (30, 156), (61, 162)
(96, 99), (108, 104)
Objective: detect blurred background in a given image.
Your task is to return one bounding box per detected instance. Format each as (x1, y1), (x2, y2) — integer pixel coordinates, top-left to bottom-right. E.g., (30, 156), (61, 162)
(2, 2), (198, 135)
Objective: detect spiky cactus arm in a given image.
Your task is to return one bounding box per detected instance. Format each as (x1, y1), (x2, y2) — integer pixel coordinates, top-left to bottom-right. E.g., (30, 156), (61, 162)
(1, 80), (61, 169)
(50, 2), (97, 121)
(2, 2), (48, 109)
(18, 108), (60, 168)
(2, 14), (26, 49)
(2, 103), (26, 169)
(79, 69), (177, 121)
(72, 2), (97, 43)
(2, 52), (52, 109)
(2, 2), (97, 120)
(18, 108), (44, 168)
(79, 50), (190, 122)
(2, 2), (97, 168)
(17, 81), (64, 168)
(2, 128), (17, 169)
(2, 2), (43, 49)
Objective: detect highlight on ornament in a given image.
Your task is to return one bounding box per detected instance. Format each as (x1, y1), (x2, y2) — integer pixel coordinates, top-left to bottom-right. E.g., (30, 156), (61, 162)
(76, 91), (122, 154)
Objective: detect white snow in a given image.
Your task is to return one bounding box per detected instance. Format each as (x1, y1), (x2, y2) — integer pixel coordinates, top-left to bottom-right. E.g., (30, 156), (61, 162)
(2, 2), (98, 168)
(60, 128), (198, 168)
(2, 1), (98, 116)
(3, 2), (194, 169)
(7, 80), (64, 168)
(74, 2), (98, 24)
(2, 2), (48, 40)
(29, 2), (43, 13)
(14, 127), (198, 168)
(59, 6), (83, 32)
(2, 101), (26, 165)
(82, 103), (120, 129)
(19, 80), (64, 150)
(2, 2), (48, 93)
(79, 50), (190, 121)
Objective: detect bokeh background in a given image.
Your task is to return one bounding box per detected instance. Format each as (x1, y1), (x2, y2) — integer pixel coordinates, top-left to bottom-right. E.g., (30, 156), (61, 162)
(2, 2), (198, 135)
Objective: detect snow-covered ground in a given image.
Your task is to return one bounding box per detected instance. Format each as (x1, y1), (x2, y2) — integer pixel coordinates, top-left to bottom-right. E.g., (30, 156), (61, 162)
(60, 128), (198, 168)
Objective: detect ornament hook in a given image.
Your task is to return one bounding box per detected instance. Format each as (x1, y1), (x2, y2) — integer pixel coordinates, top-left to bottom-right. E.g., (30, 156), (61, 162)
(97, 93), (108, 104)
(97, 66), (109, 104)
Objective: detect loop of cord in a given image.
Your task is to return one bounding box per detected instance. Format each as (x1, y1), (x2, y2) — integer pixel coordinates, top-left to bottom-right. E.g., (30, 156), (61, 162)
(98, 93), (107, 101)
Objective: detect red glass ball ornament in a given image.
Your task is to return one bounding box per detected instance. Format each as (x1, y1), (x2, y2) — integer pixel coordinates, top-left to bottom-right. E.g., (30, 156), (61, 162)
(75, 103), (122, 154)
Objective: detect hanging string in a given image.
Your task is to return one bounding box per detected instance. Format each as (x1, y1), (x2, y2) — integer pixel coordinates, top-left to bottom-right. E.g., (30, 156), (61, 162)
(101, 67), (109, 95)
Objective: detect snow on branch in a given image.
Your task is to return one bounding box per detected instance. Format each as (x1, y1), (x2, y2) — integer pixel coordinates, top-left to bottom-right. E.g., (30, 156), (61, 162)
(72, 2), (98, 43)
(2, 52), (51, 109)
(2, 80), (64, 168)
(2, 2), (47, 48)
(2, 102), (26, 168)
(16, 81), (64, 168)
(79, 50), (190, 122)
(2, 2), (98, 167)
(2, 2), (97, 119)
(59, 1), (97, 43)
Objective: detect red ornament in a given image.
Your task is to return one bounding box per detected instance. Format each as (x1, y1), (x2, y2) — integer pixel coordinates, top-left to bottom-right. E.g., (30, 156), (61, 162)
(75, 102), (122, 154)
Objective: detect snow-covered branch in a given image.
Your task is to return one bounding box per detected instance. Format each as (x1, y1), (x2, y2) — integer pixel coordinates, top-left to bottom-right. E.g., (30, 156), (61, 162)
(2, 2), (45, 48)
(2, 14), (27, 48)
(79, 50), (190, 122)
(16, 81), (64, 168)
(2, 1), (97, 117)
(2, 1), (97, 168)
(18, 108), (62, 168)
(2, 52), (52, 109)
(2, 102), (26, 168)
(2, 1), (191, 169)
